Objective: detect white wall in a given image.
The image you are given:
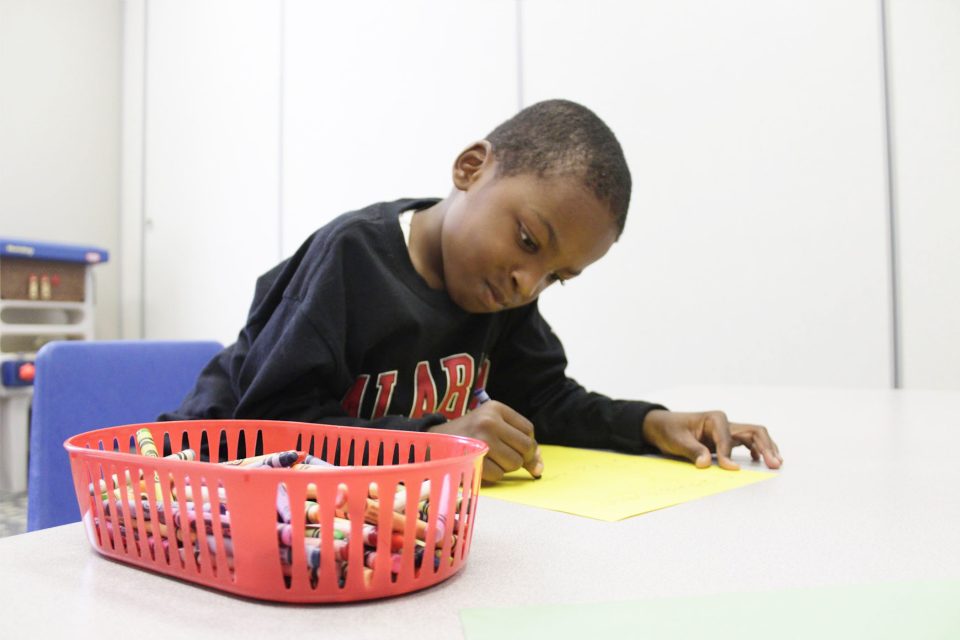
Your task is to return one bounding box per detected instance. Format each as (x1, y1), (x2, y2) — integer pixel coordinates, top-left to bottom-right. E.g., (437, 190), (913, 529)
(119, 0), (960, 392)
(526, 0), (892, 396)
(0, 0), (121, 340)
(128, 0), (518, 345)
(139, 0), (281, 342)
(282, 0), (518, 254)
(4, 1), (955, 394)
(887, 0), (960, 390)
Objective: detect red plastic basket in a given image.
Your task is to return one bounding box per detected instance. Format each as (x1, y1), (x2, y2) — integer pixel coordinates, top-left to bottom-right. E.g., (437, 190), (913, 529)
(64, 420), (487, 603)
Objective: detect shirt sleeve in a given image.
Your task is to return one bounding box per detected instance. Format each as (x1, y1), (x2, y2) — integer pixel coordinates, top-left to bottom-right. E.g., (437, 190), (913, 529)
(160, 298), (447, 431)
(159, 223), (448, 433)
(485, 302), (666, 453)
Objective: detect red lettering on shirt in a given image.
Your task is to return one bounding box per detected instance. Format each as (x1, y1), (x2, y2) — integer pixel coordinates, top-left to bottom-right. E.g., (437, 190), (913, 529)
(409, 361), (438, 418)
(341, 374), (370, 418)
(371, 370), (398, 419)
(437, 353), (475, 418)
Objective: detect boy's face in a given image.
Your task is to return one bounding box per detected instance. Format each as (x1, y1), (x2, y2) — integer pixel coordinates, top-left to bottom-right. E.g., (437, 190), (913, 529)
(440, 149), (619, 314)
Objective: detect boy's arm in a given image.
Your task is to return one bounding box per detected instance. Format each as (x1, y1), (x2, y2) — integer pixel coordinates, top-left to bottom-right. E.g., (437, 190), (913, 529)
(486, 303), (782, 468)
(162, 297), (448, 432)
(486, 302), (665, 454)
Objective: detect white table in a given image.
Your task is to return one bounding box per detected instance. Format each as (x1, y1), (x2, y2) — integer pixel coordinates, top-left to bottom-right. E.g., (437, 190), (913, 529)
(2, 387), (958, 639)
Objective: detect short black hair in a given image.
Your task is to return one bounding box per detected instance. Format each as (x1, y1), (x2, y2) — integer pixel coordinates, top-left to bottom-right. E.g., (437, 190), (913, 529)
(486, 99), (631, 236)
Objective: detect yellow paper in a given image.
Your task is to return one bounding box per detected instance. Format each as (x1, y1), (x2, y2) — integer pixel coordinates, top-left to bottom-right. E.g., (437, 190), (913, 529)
(481, 445), (774, 521)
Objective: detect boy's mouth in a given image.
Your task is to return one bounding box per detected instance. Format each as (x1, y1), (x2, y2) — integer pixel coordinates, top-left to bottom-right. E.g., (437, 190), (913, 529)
(485, 280), (508, 310)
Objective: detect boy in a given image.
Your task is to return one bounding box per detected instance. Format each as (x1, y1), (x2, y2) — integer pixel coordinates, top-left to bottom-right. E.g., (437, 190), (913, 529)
(161, 99), (782, 481)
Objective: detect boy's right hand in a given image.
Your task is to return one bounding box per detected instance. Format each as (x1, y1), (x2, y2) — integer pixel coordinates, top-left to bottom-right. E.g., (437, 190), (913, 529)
(428, 401), (544, 482)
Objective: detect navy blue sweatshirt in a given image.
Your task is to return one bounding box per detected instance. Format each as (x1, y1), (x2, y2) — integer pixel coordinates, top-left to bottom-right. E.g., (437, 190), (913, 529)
(160, 199), (663, 453)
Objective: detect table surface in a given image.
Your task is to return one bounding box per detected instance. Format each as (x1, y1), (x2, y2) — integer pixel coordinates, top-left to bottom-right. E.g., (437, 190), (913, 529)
(2, 386), (958, 639)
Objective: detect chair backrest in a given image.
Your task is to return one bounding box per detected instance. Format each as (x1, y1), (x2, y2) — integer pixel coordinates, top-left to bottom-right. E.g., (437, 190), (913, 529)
(27, 339), (223, 531)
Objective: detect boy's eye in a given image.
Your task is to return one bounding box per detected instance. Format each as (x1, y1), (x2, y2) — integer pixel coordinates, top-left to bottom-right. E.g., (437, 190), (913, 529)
(519, 225), (538, 252)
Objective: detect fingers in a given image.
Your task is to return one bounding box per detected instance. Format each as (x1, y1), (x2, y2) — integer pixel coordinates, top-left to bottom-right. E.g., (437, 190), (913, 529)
(644, 410), (744, 470)
(476, 402), (541, 479)
(482, 457), (506, 482)
(657, 426), (713, 468)
(482, 441), (541, 481)
(703, 412), (739, 471)
(731, 423), (783, 469)
(491, 402), (535, 438)
(523, 445), (544, 479)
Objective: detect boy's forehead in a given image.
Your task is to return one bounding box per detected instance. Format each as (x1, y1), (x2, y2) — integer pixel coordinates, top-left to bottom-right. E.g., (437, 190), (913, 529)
(505, 173), (618, 265)
(508, 171), (612, 225)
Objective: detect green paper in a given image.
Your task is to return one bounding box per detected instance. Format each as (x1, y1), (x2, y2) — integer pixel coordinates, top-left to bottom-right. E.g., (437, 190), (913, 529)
(460, 581), (960, 639)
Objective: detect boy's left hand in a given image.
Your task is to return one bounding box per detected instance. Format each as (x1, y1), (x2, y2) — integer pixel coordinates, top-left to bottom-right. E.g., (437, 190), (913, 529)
(641, 409), (782, 470)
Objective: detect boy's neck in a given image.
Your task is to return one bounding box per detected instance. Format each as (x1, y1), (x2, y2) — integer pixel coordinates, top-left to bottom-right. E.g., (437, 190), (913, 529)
(407, 197), (449, 291)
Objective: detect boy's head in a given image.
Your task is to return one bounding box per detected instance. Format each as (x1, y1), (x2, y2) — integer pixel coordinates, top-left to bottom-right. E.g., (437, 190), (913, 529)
(486, 99), (631, 237)
(431, 100), (629, 314)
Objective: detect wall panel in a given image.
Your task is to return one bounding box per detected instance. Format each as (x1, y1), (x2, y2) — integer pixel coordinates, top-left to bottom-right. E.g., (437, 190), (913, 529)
(523, 0), (893, 398)
(888, 0), (960, 390)
(143, 0), (281, 343)
(282, 0), (518, 252)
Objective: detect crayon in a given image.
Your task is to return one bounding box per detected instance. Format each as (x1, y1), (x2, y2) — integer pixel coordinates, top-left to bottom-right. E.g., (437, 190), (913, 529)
(278, 538), (348, 568)
(279, 522), (339, 544)
(276, 484), (292, 524)
(136, 427), (160, 458)
(304, 536), (349, 560)
(305, 482), (348, 506)
(255, 450), (301, 469)
(171, 483), (225, 503)
(474, 387), (543, 478)
(220, 450), (303, 468)
(335, 566), (375, 588)
(340, 497), (428, 539)
(165, 449), (196, 462)
(91, 471), (161, 502)
(205, 533), (234, 558)
(364, 549), (403, 573)
(301, 454), (335, 467)
(330, 517), (398, 549)
(369, 480), (432, 513)
(429, 474), (452, 541)
(305, 500), (320, 524)
(338, 565), (374, 588)
(172, 508), (231, 536)
(199, 535), (235, 572)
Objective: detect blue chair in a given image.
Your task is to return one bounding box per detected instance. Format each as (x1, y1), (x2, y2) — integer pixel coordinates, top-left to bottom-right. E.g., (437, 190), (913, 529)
(27, 339), (223, 531)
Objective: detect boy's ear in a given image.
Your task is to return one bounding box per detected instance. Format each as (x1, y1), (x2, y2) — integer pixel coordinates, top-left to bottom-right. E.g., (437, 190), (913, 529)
(452, 140), (493, 191)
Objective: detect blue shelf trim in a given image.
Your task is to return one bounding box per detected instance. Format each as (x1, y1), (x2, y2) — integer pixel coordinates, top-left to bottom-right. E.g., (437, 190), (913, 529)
(0, 238), (109, 264)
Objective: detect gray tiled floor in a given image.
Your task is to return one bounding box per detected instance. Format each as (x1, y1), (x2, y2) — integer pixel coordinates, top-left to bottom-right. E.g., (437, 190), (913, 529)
(0, 491), (28, 538)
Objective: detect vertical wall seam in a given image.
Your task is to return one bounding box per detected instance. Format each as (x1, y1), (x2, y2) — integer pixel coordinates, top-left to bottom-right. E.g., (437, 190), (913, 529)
(139, 0), (150, 339)
(278, 0), (286, 262)
(117, 1), (126, 338)
(879, 0), (902, 389)
(516, 0), (524, 110)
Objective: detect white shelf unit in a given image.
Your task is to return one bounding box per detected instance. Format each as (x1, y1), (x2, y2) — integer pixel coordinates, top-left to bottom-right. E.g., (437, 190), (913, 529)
(1, 253), (102, 494)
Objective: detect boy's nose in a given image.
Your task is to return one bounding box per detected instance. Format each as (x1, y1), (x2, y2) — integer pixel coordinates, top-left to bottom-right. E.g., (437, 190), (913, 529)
(510, 268), (547, 304)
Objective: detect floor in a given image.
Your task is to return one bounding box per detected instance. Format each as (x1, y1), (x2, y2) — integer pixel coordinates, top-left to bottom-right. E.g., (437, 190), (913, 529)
(0, 491), (28, 538)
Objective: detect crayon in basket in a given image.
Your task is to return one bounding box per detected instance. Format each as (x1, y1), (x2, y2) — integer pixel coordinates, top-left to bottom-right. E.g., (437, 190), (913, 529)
(88, 448), (197, 502)
(135, 427), (160, 458)
(220, 450), (302, 468)
(92, 440), (467, 590)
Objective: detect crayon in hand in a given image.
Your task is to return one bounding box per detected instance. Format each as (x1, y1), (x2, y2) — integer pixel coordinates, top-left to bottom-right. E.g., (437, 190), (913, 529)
(473, 388), (544, 479)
